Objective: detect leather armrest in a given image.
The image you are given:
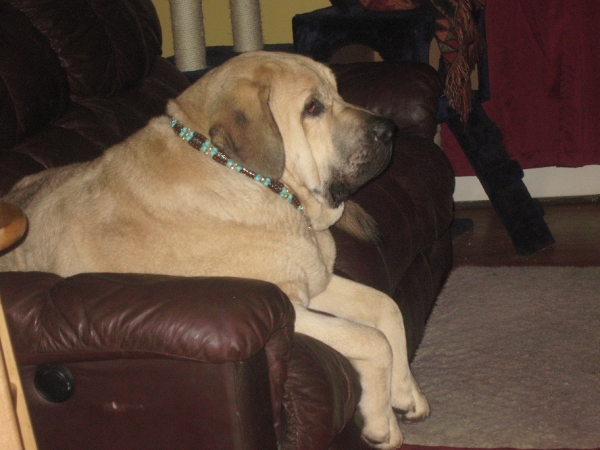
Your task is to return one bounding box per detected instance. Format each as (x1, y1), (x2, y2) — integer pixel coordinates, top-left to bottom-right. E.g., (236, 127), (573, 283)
(0, 271), (294, 429)
(0, 272), (294, 366)
(281, 333), (361, 450)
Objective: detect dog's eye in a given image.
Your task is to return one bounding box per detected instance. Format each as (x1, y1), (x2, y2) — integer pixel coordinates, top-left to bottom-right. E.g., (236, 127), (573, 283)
(303, 99), (324, 117)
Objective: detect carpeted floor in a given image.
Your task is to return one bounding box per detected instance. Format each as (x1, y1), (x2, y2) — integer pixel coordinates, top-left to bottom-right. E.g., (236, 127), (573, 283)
(400, 266), (600, 449)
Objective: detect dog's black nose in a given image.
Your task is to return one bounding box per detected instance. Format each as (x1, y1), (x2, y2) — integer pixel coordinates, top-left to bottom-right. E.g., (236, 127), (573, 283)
(370, 116), (396, 144)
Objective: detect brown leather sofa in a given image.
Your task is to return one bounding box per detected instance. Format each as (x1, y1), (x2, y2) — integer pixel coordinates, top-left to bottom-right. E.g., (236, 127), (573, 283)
(0, 0), (454, 449)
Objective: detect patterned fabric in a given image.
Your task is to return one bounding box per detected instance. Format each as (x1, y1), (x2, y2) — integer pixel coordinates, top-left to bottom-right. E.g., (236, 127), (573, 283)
(357, 0), (486, 122)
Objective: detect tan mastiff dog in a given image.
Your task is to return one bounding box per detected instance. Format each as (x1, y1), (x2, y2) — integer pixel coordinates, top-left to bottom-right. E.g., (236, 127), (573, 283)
(0, 52), (429, 448)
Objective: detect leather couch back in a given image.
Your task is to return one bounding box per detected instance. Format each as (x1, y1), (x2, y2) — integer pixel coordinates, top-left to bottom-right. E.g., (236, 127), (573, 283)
(0, 0), (190, 194)
(333, 61), (442, 140)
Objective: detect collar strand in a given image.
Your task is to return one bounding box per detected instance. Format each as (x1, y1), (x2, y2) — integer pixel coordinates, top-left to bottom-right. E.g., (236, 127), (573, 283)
(167, 116), (303, 212)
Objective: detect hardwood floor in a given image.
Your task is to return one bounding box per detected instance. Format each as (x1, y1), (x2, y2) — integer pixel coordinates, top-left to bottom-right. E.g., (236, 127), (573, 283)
(452, 197), (600, 267)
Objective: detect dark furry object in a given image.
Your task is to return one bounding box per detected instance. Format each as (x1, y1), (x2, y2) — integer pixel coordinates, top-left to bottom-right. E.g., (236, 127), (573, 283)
(335, 200), (381, 242)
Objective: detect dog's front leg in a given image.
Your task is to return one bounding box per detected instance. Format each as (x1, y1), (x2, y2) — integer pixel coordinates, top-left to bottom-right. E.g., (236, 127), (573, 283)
(308, 275), (430, 423)
(293, 305), (402, 449)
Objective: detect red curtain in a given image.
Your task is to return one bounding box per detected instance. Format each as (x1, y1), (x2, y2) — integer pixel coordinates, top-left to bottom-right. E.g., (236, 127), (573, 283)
(442, 0), (600, 176)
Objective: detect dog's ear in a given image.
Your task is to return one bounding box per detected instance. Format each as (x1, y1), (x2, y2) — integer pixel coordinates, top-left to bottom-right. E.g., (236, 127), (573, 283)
(209, 79), (285, 179)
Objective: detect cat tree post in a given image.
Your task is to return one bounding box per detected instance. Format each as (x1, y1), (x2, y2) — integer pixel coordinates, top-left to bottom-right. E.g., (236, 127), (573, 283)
(230, 0), (263, 52)
(169, 0), (264, 72)
(169, 0), (207, 71)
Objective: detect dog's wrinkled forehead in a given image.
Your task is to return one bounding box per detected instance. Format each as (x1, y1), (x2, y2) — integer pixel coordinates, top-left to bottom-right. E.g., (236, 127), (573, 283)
(211, 51), (338, 100)
(274, 57), (338, 100)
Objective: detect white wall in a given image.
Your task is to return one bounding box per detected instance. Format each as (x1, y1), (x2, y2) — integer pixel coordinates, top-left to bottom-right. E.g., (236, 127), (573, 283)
(454, 165), (600, 202)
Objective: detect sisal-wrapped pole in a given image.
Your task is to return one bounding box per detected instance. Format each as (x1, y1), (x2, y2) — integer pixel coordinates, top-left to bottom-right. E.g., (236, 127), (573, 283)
(169, 0), (207, 71)
(230, 0), (264, 53)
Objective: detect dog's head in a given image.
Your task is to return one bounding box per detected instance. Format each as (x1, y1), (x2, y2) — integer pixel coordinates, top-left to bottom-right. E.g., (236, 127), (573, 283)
(169, 52), (394, 229)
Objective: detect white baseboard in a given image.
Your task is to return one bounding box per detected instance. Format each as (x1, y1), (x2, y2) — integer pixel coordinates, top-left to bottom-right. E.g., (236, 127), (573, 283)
(454, 165), (600, 202)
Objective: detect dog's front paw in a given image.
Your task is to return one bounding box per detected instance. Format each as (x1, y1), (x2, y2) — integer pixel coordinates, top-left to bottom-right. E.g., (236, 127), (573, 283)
(392, 380), (430, 423)
(357, 409), (403, 450)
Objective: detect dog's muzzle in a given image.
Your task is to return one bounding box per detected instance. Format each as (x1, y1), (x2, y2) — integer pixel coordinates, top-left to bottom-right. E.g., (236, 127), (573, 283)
(370, 115), (395, 145)
(366, 115), (395, 172)
(328, 115), (395, 206)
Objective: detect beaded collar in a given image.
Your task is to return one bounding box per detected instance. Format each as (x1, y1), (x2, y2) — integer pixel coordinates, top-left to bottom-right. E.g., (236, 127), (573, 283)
(167, 116), (303, 212)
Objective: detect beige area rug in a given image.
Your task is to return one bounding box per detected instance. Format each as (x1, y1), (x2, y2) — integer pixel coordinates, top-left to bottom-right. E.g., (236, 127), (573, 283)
(401, 266), (600, 449)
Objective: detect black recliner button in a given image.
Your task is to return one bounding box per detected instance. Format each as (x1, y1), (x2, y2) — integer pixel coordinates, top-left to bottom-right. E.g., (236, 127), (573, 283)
(34, 364), (75, 403)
